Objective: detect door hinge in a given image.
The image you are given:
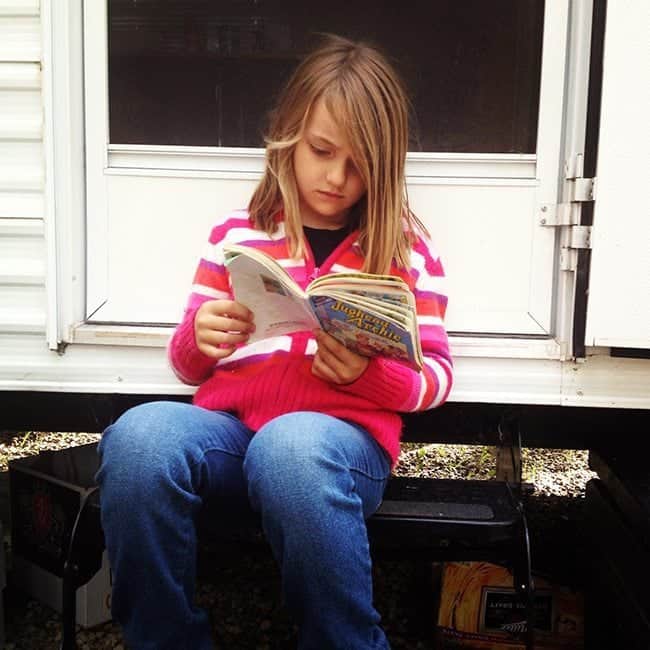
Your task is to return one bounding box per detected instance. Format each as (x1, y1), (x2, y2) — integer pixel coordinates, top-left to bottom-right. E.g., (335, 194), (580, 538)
(542, 156), (595, 272)
(568, 225), (592, 249)
(540, 155), (596, 264)
(540, 154), (596, 227)
(559, 225), (593, 271)
(569, 177), (596, 202)
(539, 179), (596, 226)
(539, 203), (576, 227)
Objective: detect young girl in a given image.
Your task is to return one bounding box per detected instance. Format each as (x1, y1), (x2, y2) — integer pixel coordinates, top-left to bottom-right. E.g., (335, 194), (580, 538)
(96, 34), (453, 650)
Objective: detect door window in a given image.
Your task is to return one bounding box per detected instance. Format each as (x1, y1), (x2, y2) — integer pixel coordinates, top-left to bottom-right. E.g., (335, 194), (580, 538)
(108, 0), (543, 152)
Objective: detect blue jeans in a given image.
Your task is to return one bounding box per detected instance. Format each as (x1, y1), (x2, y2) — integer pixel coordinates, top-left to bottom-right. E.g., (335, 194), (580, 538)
(96, 401), (392, 650)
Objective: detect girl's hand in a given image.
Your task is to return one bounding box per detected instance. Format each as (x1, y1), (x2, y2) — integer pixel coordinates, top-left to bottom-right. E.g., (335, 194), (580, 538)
(311, 329), (369, 385)
(194, 300), (255, 359)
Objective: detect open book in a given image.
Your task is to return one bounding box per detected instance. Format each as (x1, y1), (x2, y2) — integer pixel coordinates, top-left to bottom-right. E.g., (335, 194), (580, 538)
(223, 243), (423, 369)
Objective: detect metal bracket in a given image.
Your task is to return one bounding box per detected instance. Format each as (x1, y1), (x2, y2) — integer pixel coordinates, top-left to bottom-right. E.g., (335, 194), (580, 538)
(569, 225), (592, 249)
(539, 203), (576, 227)
(570, 177), (596, 202)
(540, 155), (595, 263)
(559, 225), (593, 271)
(541, 154), (595, 228)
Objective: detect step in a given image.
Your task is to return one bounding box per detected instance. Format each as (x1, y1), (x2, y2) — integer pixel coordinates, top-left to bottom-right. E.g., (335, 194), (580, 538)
(368, 477), (523, 553)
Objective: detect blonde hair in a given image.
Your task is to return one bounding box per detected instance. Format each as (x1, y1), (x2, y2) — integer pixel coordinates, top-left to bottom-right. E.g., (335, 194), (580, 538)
(248, 34), (427, 274)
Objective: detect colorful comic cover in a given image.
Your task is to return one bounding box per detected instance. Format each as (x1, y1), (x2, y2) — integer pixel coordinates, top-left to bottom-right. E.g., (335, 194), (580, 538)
(309, 295), (422, 369)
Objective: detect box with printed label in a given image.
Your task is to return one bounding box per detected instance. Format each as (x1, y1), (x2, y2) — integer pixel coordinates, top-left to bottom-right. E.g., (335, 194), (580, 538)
(436, 561), (584, 650)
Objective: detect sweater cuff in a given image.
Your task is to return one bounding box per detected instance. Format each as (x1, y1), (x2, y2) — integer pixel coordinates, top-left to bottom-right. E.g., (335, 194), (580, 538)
(168, 311), (215, 385)
(337, 357), (420, 411)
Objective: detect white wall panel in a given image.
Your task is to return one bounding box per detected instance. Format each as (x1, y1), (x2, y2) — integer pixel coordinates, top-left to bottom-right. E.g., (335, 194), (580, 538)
(0, 1), (39, 16)
(0, 17), (40, 61)
(0, 5), (48, 347)
(90, 173), (258, 324)
(0, 285), (46, 333)
(0, 192), (42, 219)
(0, 333), (188, 394)
(0, 141), (43, 191)
(0, 62), (39, 89)
(563, 352), (650, 409)
(409, 180), (545, 335)
(585, 1), (650, 348)
(0, 89), (42, 139)
(0, 219), (44, 285)
(0, 63), (42, 220)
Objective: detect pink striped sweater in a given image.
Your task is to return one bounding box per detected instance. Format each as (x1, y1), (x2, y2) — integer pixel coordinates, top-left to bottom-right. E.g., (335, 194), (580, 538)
(168, 210), (453, 466)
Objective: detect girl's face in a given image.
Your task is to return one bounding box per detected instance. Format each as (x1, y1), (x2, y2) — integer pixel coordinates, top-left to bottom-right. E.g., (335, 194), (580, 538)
(293, 99), (367, 229)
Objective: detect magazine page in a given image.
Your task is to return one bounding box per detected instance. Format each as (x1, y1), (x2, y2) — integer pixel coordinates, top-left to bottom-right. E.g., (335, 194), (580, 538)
(308, 274), (413, 308)
(308, 271), (409, 291)
(316, 290), (412, 326)
(309, 294), (422, 369)
(225, 252), (318, 341)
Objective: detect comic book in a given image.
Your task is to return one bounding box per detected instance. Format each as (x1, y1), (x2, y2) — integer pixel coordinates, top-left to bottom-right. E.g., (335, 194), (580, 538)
(223, 243), (423, 369)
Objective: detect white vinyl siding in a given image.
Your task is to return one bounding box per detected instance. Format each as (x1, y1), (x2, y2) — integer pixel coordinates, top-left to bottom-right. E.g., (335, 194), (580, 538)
(0, 1), (46, 340)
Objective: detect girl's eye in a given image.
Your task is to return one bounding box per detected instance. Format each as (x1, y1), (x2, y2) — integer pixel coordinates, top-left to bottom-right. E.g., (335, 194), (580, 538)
(310, 144), (330, 157)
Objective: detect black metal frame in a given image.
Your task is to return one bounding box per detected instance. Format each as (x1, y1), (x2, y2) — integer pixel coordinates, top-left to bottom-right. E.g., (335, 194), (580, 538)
(60, 487), (103, 650)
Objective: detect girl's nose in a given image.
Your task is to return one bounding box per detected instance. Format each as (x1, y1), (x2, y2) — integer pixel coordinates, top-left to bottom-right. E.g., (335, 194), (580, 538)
(326, 161), (346, 188)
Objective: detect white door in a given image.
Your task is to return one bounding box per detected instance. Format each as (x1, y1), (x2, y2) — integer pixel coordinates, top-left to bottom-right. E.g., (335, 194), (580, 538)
(82, 1), (569, 338)
(585, 0), (650, 350)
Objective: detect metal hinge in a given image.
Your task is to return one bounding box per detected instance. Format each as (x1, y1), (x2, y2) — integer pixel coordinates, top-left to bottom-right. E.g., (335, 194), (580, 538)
(568, 225), (592, 249)
(558, 225), (593, 271)
(541, 155), (595, 271)
(540, 180), (596, 227)
(541, 155), (595, 227)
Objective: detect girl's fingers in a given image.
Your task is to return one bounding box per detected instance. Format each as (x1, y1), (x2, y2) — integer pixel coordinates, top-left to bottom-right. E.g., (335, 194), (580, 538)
(196, 329), (250, 359)
(313, 342), (345, 377)
(196, 300), (255, 333)
(311, 354), (341, 383)
(200, 344), (236, 360)
(204, 299), (254, 322)
(202, 313), (255, 335)
(312, 329), (347, 360)
(200, 329), (250, 347)
(313, 330), (369, 384)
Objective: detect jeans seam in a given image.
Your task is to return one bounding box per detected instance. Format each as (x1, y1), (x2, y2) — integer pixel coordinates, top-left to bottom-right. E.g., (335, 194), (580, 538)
(348, 467), (390, 483)
(187, 445), (247, 472)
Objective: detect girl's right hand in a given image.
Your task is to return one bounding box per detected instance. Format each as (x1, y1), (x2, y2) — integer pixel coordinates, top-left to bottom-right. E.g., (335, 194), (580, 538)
(194, 299), (255, 359)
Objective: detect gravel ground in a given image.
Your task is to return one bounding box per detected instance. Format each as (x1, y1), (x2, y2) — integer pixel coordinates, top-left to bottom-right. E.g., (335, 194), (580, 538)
(0, 431), (596, 649)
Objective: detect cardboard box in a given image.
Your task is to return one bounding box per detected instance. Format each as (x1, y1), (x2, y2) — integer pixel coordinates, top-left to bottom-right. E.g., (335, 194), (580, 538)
(9, 443), (111, 628)
(436, 561), (584, 649)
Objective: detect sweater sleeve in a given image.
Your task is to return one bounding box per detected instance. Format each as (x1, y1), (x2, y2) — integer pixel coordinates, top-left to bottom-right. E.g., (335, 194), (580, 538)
(167, 216), (238, 385)
(337, 233), (454, 412)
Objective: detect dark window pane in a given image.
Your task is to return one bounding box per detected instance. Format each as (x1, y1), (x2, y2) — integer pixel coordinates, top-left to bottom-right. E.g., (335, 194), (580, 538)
(108, 0), (544, 153)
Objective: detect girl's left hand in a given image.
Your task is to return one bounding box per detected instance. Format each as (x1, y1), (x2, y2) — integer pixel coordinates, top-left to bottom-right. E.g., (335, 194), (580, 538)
(311, 329), (369, 385)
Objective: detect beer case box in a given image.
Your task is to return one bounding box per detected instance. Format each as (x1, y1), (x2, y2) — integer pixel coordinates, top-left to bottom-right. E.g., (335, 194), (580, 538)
(435, 561), (584, 650)
(8, 443), (111, 628)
